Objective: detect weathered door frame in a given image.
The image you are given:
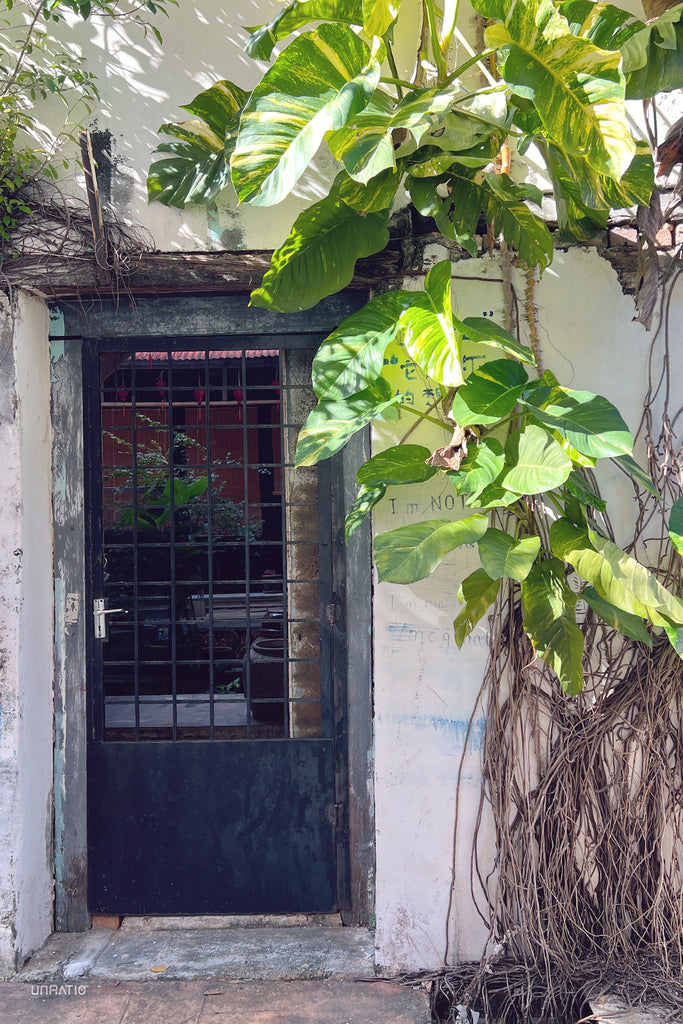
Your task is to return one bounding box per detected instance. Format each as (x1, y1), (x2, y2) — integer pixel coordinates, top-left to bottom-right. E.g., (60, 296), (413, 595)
(51, 293), (374, 929)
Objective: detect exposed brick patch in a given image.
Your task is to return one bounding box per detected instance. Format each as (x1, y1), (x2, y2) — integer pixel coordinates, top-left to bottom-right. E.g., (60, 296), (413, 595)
(608, 227), (638, 246)
(91, 915), (122, 930)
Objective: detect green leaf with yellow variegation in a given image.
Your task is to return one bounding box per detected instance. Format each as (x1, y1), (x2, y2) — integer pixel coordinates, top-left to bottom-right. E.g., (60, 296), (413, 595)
(374, 515), (489, 584)
(345, 483), (386, 539)
(250, 186), (390, 313)
(362, 0), (400, 39)
(398, 260), (464, 386)
(296, 376), (401, 467)
(550, 518), (683, 627)
(244, 0), (363, 61)
(474, 0), (635, 181)
(148, 82), (249, 207)
(312, 289), (412, 399)
(232, 24), (380, 206)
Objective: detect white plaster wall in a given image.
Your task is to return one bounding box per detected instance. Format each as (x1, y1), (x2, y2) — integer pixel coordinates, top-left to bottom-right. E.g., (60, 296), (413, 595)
(18, 0), (683, 974)
(373, 245), (677, 971)
(0, 294), (54, 976)
(39, 0), (427, 253)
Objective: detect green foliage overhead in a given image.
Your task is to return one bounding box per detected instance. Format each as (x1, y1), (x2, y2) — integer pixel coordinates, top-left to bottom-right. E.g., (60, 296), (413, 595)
(148, 83), (249, 207)
(146, 2), (683, 696)
(232, 24), (380, 207)
(148, 0), (683, 300)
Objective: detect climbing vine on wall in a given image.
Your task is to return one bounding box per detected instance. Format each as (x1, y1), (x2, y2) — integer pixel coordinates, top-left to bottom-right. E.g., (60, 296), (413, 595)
(148, 0), (683, 1015)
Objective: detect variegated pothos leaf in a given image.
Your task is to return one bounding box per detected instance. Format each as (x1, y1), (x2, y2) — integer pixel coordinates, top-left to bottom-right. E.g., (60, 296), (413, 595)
(232, 24), (381, 207)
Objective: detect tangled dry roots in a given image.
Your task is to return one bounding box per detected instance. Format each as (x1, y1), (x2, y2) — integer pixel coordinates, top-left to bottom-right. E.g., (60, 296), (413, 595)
(412, 271), (683, 1024)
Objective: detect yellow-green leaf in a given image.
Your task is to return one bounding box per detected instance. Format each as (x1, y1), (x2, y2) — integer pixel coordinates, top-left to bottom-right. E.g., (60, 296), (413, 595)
(374, 515), (489, 583)
(477, 0), (635, 180)
(453, 569), (500, 647)
(232, 24), (380, 206)
(522, 557), (585, 695)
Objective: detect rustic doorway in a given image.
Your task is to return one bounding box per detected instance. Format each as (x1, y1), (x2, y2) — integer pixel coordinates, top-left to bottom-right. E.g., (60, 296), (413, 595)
(52, 294), (373, 930)
(83, 337), (344, 914)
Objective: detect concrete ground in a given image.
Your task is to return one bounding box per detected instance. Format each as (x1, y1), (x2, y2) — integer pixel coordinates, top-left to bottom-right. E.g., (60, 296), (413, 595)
(0, 919), (431, 1024)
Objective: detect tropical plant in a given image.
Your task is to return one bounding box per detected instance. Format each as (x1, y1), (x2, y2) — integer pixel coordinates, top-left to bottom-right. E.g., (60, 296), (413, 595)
(147, 0), (683, 694)
(0, 0), (174, 250)
(105, 417), (263, 544)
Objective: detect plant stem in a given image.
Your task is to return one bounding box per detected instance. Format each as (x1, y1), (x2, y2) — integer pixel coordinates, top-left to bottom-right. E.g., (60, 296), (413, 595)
(386, 42), (405, 100)
(3, 3), (44, 95)
(399, 402), (449, 433)
(443, 48), (496, 85)
(423, 0), (448, 82)
(399, 395), (446, 443)
(452, 25), (497, 86)
(439, 0), (459, 66)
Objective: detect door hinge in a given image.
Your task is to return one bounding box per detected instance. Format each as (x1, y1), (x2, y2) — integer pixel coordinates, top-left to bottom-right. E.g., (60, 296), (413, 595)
(325, 602), (339, 627)
(325, 803), (344, 828)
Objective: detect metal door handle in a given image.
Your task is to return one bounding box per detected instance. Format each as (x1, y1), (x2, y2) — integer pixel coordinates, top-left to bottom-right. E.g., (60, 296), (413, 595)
(93, 598), (128, 640)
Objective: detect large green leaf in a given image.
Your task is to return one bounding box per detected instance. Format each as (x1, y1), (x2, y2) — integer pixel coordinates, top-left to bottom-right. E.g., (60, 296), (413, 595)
(453, 568), (501, 647)
(296, 377), (400, 466)
(374, 514), (489, 583)
(398, 260), (463, 386)
(550, 518), (683, 626)
(345, 483), (385, 539)
(521, 557), (585, 695)
(466, 482), (523, 509)
(148, 82), (249, 207)
(445, 167), (554, 269)
(363, 0), (400, 38)
(406, 173), (478, 255)
(560, 0), (637, 50)
(670, 496), (683, 556)
(250, 187), (390, 313)
(338, 165), (402, 211)
(624, 8), (683, 99)
(582, 586), (652, 646)
(461, 316), (536, 365)
(665, 625), (683, 657)
(503, 425), (572, 495)
(232, 24), (380, 206)
(544, 139), (654, 219)
(478, 528), (541, 582)
(244, 0), (363, 60)
(474, 0), (635, 181)
(449, 359), (529, 427)
(447, 437), (505, 495)
(523, 384), (633, 459)
(329, 82), (504, 185)
(357, 444), (437, 487)
(312, 290), (411, 399)
(327, 108), (397, 183)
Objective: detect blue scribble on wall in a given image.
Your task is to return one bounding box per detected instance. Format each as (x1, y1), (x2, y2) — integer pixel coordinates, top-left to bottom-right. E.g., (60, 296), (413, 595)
(377, 712), (486, 750)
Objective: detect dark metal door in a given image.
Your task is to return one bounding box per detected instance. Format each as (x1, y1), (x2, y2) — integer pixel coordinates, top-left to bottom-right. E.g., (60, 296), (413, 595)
(84, 337), (345, 915)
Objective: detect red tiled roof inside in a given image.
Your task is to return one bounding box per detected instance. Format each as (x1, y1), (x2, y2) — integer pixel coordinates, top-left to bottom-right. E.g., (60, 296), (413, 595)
(135, 350), (278, 361)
